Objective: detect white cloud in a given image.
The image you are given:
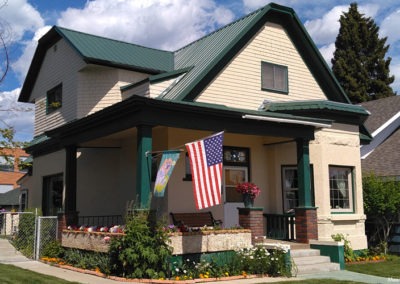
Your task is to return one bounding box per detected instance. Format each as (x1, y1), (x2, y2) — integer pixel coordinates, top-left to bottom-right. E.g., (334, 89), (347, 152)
(381, 9), (400, 44)
(57, 0), (235, 51)
(11, 26), (51, 83)
(0, 88), (34, 141)
(318, 43), (336, 67)
(0, 0), (44, 43)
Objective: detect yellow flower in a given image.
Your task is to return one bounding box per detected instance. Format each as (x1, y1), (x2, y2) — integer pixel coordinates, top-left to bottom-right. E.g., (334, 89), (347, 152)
(224, 272), (229, 276)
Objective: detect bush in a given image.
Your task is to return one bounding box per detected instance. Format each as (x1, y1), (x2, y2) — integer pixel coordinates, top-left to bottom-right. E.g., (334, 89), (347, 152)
(109, 210), (172, 279)
(41, 241), (64, 258)
(332, 233), (355, 262)
(63, 248), (110, 274)
(12, 211), (37, 258)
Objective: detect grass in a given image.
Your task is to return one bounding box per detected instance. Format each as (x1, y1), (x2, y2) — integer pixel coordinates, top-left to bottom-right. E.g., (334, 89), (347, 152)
(0, 263), (80, 284)
(345, 254), (400, 278)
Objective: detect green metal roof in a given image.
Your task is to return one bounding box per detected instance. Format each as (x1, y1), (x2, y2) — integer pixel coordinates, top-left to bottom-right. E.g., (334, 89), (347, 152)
(56, 26), (174, 73)
(157, 3), (352, 104)
(263, 100), (370, 116)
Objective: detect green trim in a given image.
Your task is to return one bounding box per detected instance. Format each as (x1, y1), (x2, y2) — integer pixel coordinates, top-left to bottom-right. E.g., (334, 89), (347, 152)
(261, 61), (288, 94)
(120, 78), (149, 92)
(296, 139), (312, 207)
(136, 125), (152, 209)
(310, 243), (345, 270)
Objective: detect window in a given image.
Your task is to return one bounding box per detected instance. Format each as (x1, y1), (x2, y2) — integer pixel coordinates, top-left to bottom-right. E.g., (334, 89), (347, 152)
(281, 166), (315, 212)
(42, 173), (63, 216)
(47, 84), (62, 114)
(19, 190), (28, 212)
(329, 166), (354, 212)
(0, 155), (14, 172)
(223, 147), (249, 166)
(261, 62), (288, 93)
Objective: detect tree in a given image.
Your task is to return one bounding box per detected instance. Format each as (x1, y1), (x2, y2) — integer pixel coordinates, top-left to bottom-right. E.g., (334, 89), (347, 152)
(363, 174), (400, 248)
(331, 3), (395, 103)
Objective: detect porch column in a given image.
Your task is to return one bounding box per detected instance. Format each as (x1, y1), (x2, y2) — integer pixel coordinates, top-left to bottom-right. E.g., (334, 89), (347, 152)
(59, 145), (79, 239)
(295, 138), (318, 243)
(136, 125), (152, 209)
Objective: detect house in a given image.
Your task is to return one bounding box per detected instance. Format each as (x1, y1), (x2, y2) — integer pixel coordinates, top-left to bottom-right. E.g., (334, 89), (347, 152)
(360, 96), (400, 179)
(18, 3), (370, 249)
(0, 148), (29, 211)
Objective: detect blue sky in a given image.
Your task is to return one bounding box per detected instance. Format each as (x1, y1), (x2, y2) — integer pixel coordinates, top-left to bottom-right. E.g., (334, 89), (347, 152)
(1, 0), (400, 142)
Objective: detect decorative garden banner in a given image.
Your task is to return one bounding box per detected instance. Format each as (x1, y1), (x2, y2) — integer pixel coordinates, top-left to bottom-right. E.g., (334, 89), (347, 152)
(154, 151), (180, 197)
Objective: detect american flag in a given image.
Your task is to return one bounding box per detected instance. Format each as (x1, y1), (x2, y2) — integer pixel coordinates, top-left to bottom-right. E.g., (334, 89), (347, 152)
(185, 132), (224, 210)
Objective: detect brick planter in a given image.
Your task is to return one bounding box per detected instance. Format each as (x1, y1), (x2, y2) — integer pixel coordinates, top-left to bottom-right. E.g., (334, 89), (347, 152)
(61, 230), (123, 252)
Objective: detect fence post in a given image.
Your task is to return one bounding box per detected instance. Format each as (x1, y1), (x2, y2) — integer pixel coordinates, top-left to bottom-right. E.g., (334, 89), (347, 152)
(34, 210), (39, 260)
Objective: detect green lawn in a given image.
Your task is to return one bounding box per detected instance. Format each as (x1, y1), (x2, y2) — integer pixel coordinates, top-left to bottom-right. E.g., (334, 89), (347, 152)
(0, 263), (80, 284)
(270, 280), (363, 284)
(345, 255), (400, 278)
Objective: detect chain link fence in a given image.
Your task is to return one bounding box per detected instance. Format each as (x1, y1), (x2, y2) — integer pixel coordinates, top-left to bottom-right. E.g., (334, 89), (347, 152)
(0, 211), (58, 260)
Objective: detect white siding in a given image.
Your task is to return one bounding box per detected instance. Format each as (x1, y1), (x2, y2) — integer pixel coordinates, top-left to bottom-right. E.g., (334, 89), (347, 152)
(31, 39), (85, 136)
(77, 67), (149, 118)
(197, 22), (327, 110)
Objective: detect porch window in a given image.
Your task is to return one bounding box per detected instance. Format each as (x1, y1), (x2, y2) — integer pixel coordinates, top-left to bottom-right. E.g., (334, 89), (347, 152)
(261, 62), (288, 93)
(282, 165), (315, 211)
(329, 166), (354, 212)
(46, 83), (62, 114)
(42, 173), (63, 216)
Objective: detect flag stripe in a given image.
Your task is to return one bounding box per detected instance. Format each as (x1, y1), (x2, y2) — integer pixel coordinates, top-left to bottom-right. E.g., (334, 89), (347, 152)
(186, 132), (223, 210)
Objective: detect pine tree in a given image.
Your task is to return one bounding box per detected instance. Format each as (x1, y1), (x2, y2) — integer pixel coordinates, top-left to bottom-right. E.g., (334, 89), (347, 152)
(331, 3), (395, 103)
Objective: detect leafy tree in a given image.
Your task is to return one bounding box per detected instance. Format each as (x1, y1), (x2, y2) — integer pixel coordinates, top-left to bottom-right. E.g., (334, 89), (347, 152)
(331, 3), (395, 103)
(363, 174), (400, 247)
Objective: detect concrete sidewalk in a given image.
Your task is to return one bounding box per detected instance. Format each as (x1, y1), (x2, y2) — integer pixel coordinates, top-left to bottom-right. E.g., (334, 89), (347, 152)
(1, 238), (398, 284)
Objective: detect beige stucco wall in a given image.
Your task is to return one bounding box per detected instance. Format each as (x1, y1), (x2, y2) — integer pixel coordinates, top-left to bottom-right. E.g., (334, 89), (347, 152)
(197, 22), (327, 110)
(27, 150), (66, 211)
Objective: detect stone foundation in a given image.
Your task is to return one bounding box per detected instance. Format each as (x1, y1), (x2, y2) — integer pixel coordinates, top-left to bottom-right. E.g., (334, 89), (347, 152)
(61, 231), (123, 252)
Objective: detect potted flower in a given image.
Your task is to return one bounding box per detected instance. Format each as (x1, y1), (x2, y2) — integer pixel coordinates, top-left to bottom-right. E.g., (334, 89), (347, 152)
(236, 182), (261, 208)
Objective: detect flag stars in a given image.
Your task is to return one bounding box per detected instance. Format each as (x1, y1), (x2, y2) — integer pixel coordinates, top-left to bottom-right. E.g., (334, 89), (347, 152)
(204, 133), (223, 166)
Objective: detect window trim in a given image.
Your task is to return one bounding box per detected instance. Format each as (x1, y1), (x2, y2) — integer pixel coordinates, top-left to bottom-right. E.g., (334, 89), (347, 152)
(329, 165), (355, 214)
(46, 83), (63, 114)
(261, 61), (288, 94)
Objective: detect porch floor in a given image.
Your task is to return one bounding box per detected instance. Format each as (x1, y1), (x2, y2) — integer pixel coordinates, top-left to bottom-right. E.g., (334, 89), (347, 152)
(257, 238), (310, 250)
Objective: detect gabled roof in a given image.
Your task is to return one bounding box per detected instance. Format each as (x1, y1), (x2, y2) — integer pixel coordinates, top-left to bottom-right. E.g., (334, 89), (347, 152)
(158, 3), (352, 104)
(0, 189), (20, 206)
(19, 26), (174, 102)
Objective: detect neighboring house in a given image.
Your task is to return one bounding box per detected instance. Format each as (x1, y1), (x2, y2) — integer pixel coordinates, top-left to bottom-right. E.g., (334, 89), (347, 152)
(18, 3), (371, 249)
(0, 148), (29, 191)
(360, 96), (400, 179)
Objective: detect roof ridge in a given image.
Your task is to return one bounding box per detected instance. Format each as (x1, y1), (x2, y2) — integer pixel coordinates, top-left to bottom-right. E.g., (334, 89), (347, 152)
(55, 26), (173, 55)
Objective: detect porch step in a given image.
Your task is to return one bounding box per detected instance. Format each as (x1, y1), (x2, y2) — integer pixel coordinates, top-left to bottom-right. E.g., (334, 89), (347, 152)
(291, 249), (340, 275)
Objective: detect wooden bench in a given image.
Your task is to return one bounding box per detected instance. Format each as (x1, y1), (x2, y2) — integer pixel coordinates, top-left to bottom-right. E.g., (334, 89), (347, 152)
(170, 212), (222, 228)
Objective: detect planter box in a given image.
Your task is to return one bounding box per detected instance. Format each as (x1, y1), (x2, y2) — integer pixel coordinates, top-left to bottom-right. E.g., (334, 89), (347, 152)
(61, 230), (123, 252)
(168, 229), (252, 255)
(62, 229), (252, 254)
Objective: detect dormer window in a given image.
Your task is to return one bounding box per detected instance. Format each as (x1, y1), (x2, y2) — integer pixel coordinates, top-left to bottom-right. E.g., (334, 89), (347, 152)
(47, 83), (62, 114)
(261, 62), (288, 94)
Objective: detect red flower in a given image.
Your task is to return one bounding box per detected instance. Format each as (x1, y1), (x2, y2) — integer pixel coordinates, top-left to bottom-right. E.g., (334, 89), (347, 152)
(235, 182), (261, 199)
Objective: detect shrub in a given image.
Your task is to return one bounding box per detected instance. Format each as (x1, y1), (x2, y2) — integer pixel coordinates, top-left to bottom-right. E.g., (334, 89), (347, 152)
(41, 240), (64, 258)
(63, 248), (110, 274)
(109, 210), (172, 279)
(332, 233), (355, 262)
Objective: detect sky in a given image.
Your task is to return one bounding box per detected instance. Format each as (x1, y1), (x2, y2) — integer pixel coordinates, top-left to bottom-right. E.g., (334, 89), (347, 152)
(1, 0), (400, 142)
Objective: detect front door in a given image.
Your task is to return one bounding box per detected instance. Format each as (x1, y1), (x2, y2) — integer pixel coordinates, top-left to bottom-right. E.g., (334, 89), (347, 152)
(223, 166), (248, 228)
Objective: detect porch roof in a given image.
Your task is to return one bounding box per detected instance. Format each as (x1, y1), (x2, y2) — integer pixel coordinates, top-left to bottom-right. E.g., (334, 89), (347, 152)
(26, 95), (331, 156)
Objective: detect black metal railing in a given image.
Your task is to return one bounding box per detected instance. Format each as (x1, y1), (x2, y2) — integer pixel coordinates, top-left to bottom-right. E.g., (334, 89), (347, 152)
(78, 215), (123, 227)
(263, 213), (295, 241)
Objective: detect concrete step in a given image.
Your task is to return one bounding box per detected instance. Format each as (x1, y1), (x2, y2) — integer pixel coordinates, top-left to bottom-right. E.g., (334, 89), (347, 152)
(290, 248), (320, 258)
(294, 262), (340, 275)
(292, 255), (331, 266)
(290, 248), (340, 275)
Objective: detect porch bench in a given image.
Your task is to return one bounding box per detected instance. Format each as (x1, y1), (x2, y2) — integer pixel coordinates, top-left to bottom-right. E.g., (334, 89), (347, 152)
(170, 212), (222, 228)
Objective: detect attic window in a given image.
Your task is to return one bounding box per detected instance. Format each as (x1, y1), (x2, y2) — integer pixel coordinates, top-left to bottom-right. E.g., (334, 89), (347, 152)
(261, 62), (288, 94)
(46, 84), (62, 114)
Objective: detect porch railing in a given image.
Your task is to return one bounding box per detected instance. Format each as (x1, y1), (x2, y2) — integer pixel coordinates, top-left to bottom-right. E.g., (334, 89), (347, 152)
(78, 215), (123, 227)
(263, 213), (295, 241)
